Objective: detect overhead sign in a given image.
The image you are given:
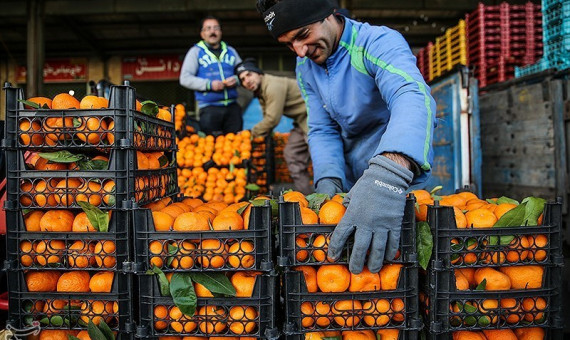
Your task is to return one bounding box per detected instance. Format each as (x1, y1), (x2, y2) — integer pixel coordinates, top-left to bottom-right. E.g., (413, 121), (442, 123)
(122, 55), (182, 81)
(16, 58), (88, 83)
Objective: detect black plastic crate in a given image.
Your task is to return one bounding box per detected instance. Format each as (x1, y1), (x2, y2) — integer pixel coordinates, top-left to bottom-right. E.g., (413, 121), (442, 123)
(133, 203), (274, 273)
(421, 328), (563, 340)
(6, 269), (135, 333)
(421, 201), (564, 335)
(136, 271), (279, 339)
(5, 149), (178, 210)
(4, 209), (132, 272)
(3, 83), (175, 152)
(277, 196), (417, 267)
(281, 265), (421, 337)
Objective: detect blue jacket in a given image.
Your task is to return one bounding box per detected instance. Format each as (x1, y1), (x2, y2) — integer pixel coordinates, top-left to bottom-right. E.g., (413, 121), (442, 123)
(296, 17), (436, 190)
(179, 41), (241, 108)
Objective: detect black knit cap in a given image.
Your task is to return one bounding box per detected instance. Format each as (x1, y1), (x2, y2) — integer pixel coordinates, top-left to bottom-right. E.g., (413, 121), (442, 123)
(235, 58), (264, 77)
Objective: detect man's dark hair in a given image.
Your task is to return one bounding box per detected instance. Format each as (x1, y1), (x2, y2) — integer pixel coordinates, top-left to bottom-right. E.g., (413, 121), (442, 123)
(256, 0), (280, 14)
(200, 16), (220, 30)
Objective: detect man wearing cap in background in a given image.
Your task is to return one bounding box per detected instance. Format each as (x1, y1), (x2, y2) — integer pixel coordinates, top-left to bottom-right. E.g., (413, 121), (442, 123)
(235, 58), (312, 195)
(180, 16), (243, 135)
(256, 0), (436, 274)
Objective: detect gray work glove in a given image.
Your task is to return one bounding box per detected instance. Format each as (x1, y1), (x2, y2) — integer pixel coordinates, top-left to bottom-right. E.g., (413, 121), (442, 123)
(315, 177), (343, 198)
(327, 155), (413, 274)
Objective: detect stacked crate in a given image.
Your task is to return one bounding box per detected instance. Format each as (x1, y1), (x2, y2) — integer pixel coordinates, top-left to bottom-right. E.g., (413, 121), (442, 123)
(516, 0), (570, 77)
(133, 199), (279, 339)
(3, 83), (178, 338)
(430, 21), (468, 80)
(273, 133), (313, 186)
(420, 200), (564, 339)
(417, 42), (434, 82)
(278, 196), (421, 339)
(467, 2), (543, 87)
(249, 135), (274, 195)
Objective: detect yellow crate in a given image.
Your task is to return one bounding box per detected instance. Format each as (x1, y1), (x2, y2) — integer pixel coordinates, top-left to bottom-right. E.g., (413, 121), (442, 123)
(430, 20), (467, 79)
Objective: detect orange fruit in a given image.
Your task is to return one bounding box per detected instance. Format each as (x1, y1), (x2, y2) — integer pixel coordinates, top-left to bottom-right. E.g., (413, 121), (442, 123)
(316, 265), (350, 292)
(314, 301), (332, 327)
(283, 191), (308, 208)
(76, 117), (108, 144)
(342, 330), (375, 340)
(173, 212), (209, 231)
(197, 305), (227, 334)
(527, 234), (548, 261)
(454, 206), (467, 228)
(465, 208), (497, 228)
(349, 267), (381, 292)
(439, 195), (467, 208)
(228, 306), (257, 334)
(76, 330), (91, 340)
(19, 119), (44, 146)
(24, 210), (44, 231)
(89, 271), (114, 293)
(53, 178), (83, 207)
(34, 179), (57, 207)
(482, 329), (517, 340)
(199, 239), (228, 268)
(499, 265), (543, 289)
(363, 299), (390, 326)
(19, 241), (34, 267)
(379, 263), (403, 290)
(212, 212), (244, 230)
(153, 305), (168, 330)
(452, 331), (487, 340)
(68, 240), (96, 268)
(102, 179), (116, 206)
(391, 298), (405, 322)
(474, 267), (511, 290)
(494, 203), (518, 220)
(332, 300), (362, 327)
(26, 96), (53, 109)
(56, 271), (91, 292)
(295, 236), (309, 262)
(228, 241), (255, 268)
(318, 200), (346, 224)
(80, 300), (115, 325)
(415, 203), (428, 222)
(38, 330), (79, 340)
(231, 271), (260, 298)
(160, 204), (185, 219)
(52, 93), (80, 109)
(522, 297), (547, 321)
(94, 240), (117, 268)
(294, 265), (318, 293)
(194, 282), (214, 297)
(501, 298), (522, 324)
(26, 271), (61, 292)
(514, 328), (545, 340)
(152, 211), (174, 231)
(506, 235), (530, 262)
(300, 301), (315, 328)
(136, 151), (149, 170)
(34, 239), (66, 266)
(299, 207), (318, 224)
(149, 240), (166, 268)
(376, 329), (400, 340)
(454, 269), (470, 290)
(311, 234), (331, 262)
(170, 241), (196, 269)
(72, 212), (97, 232)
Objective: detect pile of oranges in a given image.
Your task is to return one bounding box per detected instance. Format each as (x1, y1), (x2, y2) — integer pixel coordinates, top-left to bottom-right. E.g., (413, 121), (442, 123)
(304, 329), (400, 340)
(451, 328), (546, 340)
(177, 167), (248, 204)
(176, 131), (252, 168)
(153, 272), (262, 336)
(145, 197), (258, 271)
(174, 104), (186, 132)
(19, 93), (173, 149)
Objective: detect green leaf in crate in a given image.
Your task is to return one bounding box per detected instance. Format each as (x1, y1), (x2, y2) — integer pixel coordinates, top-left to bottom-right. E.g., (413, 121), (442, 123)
(18, 99), (41, 109)
(521, 197), (546, 226)
(166, 243), (178, 267)
(229, 163), (235, 174)
(189, 272), (236, 296)
(323, 337), (342, 340)
(78, 159), (109, 170)
(98, 320), (115, 340)
(463, 315), (477, 327)
(486, 198), (498, 204)
(148, 265), (171, 297)
(494, 203), (527, 227)
(429, 185), (443, 195)
(305, 193), (329, 214)
(69, 336), (81, 340)
(78, 201), (110, 232)
(73, 117), (82, 128)
(245, 183), (260, 191)
(432, 194), (442, 201)
(496, 196), (520, 205)
(197, 131), (206, 138)
(46, 315), (64, 326)
(39, 151), (86, 163)
(475, 279), (486, 290)
(170, 273), (197, 317)
(140, 100), (159, 117)
(416, 222), (433, 270)
(477, 315), (491, 327)
(237, 203), (250, 215)
(87, 320), (108, 340)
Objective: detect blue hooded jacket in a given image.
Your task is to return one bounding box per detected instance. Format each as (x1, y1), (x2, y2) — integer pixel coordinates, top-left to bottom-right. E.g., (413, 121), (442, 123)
(296, 17), (436, 190)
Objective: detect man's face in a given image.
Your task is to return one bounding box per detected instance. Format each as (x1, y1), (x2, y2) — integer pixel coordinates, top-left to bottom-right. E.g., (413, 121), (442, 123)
(239, 71), (262, 92)
(201, 19), (222, 46)
(277, 15), (337, 65)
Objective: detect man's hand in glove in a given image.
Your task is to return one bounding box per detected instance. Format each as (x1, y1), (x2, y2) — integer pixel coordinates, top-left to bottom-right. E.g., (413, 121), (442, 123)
(315, 177), (343, 198)
(327, 154), (413, 274)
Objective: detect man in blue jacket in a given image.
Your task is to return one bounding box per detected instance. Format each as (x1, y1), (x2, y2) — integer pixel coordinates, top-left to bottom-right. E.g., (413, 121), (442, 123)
(257, 0), (436, 274)
(180, 16), (243, 135)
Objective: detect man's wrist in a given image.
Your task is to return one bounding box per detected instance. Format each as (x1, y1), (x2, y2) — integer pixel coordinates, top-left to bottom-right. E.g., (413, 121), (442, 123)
(380, 153), (411, 170)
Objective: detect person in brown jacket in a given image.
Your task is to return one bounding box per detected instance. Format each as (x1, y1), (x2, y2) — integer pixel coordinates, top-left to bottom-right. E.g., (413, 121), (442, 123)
(235, 58), (312, 194)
